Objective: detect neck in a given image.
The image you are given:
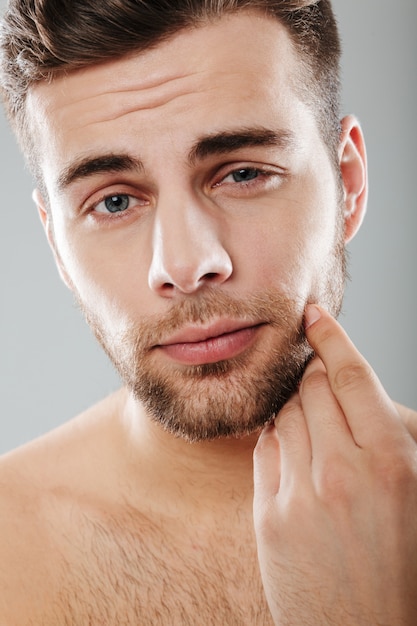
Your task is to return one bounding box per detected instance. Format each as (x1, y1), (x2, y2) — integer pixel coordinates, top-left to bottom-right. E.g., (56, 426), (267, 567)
(115, 388), (260, 520)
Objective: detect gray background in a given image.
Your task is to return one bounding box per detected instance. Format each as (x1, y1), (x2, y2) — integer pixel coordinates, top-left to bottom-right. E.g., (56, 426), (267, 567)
(0, 0), (416, 454)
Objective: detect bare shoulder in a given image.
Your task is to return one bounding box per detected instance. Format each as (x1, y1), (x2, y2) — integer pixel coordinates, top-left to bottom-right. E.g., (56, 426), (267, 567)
(0, 459), (61, 622)
(0, 389), (121, 484)
(0, 387), (125, 486)
(0, 389), (125, 623)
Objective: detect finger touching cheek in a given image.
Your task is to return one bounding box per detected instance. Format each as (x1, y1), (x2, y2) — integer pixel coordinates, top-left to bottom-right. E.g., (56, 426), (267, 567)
(299, 356), (355, 454)
(303, 305), (407, 449)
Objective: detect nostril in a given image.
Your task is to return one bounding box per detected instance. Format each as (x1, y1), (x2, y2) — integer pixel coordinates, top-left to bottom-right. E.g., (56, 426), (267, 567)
(149, 246), (233, 295)
(203, 272), (219, 281)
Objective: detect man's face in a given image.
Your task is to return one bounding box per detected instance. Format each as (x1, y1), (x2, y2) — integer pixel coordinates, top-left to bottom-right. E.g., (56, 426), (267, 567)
(28, 11), (348, 441)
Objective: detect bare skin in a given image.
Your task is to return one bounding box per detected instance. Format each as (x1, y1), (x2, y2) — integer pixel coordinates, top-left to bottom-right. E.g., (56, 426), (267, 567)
(254, 307), (417, 626)
(0, 392), (272, 625)
(0, 350), (416, 624)
(0, 11), (416, 625)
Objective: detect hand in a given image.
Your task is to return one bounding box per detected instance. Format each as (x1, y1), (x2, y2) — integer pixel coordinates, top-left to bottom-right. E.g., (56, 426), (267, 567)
(253, 305), (417, 626)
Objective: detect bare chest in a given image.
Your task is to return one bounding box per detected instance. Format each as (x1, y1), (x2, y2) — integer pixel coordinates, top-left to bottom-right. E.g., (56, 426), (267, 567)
(36, 510), (274, 626)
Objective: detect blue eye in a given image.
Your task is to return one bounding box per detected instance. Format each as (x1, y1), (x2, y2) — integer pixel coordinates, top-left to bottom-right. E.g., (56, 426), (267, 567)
(231, 168), (259, 183)
(91, 192), (149, 218)
(104, 194), (130, 213)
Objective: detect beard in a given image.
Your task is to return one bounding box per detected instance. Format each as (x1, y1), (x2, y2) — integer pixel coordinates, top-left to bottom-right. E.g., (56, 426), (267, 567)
(77, 219), (346, 443)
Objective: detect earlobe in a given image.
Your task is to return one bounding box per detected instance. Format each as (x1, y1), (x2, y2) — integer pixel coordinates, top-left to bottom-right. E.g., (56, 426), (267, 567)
(338, 115), (368, 244)
(32, 188), (73, 290)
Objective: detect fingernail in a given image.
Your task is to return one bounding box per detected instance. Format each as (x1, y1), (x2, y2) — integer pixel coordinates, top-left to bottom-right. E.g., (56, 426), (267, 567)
(304, 304), (321, 329)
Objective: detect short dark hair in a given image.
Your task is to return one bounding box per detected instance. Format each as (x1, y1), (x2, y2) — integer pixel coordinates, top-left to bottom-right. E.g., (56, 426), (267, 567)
(0, 0), (341, 184)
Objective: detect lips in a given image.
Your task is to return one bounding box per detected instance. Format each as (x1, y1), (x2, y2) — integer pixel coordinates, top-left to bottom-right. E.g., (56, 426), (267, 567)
(155, 320), (264, 366)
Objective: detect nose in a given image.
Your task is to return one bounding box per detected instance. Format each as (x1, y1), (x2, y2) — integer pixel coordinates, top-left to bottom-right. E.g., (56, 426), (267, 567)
(148, 195), (233, 296)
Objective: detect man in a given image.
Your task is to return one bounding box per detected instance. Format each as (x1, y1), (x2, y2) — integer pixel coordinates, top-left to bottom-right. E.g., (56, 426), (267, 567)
(0, 0), (416, 624)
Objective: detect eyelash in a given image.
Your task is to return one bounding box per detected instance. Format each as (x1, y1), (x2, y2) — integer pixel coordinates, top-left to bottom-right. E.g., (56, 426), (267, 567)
(213, 166), (280, 190)
(85, 192), (149, 224)
(85, 164), (282, 222)
(93, 194), (147, 214)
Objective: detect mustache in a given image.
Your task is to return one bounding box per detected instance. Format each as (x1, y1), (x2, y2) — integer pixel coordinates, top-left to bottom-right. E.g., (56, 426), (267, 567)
(127, 288), (304, 351)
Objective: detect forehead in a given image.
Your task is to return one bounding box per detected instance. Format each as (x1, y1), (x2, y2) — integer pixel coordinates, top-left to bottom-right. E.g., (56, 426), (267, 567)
(28, 11), (301, 117)
(26, 11), (311, 185)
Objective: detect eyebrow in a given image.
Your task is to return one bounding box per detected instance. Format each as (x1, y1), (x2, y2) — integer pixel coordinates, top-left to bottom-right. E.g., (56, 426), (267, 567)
(188, 127), (297, 165)
(56, 154), (144, 192)
(56, 127), (296, 192)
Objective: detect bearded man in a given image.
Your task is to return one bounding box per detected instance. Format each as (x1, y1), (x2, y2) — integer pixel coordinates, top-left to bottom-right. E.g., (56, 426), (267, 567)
(0, 1), (416, 624)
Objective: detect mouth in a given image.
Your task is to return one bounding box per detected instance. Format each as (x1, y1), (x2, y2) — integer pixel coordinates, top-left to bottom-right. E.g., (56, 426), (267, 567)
(155, 320), (265, 366)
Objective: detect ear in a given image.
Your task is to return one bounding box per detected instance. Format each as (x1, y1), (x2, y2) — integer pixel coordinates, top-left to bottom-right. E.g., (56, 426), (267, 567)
(33, 189), (74, 290)
(338, 115), (368, 244)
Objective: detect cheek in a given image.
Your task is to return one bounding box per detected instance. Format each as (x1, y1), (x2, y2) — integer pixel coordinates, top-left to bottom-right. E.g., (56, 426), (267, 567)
(52, 214), (154, 321)
(230, 205), (337, 301)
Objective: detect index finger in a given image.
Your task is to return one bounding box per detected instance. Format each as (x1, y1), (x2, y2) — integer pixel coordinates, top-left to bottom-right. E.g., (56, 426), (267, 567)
(304, 304), (403, 448)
